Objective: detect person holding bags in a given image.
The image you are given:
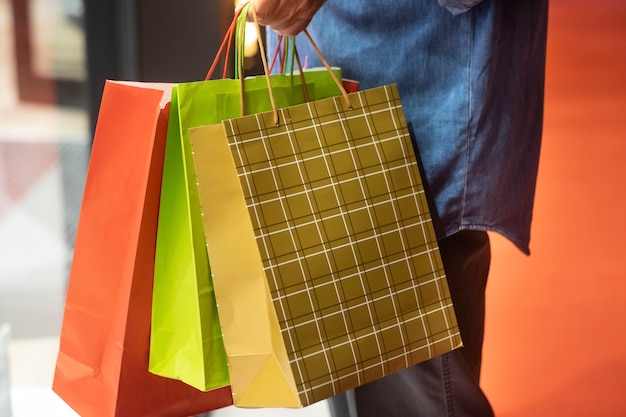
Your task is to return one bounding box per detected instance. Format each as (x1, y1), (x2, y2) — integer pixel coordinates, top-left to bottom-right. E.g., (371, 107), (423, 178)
(245, 0), (549, 416)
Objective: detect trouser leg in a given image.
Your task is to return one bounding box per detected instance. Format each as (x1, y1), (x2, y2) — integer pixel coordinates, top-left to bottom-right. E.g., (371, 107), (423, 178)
(328, 230), (494, 417)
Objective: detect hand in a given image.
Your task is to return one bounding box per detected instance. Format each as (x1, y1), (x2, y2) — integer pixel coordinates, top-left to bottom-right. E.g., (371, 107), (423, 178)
(237, 0), (327, 36)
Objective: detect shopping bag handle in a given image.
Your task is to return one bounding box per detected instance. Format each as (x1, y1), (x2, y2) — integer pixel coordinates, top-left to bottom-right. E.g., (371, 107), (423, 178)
(248, 3), (352, 125)
(209, 2), (352, 125)
(302, 29), (352, 110)
(204, 3), (308, 118)
(240, 2), (276, 121)
(269, 35), (310, 102)
(205, 7), (241, 81)
(205, 6), (303, 81)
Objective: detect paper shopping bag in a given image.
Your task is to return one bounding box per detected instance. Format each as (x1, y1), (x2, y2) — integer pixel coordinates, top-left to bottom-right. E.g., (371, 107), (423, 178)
(149, 67), (350, 392)
(52, 81), (232, 417)
(189, 84), (463, 408)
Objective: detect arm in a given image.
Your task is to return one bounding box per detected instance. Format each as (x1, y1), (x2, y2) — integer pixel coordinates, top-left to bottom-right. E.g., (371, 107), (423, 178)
(238, 0), (327, 36)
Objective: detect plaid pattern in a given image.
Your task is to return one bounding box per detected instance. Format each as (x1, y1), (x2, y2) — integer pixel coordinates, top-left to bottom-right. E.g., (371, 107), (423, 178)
(221, 84), (461, 405)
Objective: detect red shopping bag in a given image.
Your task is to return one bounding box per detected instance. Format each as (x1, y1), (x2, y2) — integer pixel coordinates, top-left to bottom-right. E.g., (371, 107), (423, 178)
(52, 80), (232, 417)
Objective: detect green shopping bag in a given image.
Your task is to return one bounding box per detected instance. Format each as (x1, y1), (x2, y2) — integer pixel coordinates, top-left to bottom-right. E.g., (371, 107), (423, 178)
(148, 4), (347, 392)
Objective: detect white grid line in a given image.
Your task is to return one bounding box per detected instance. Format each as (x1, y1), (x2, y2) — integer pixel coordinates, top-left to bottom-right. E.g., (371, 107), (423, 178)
(285, 299), (458, 394)
(229, 103), (406, 143)
(384, 86), (438, 358)
(303, 101), (361, 390)
(263, 111), (314, 403)
(278, 280), (449, 338)
(324, 95), (383, 381)
(271, 256), (443, 308)
(286, 299), (456, 360)
(349, 88), (410, 370)
(257, 221), (439, 275)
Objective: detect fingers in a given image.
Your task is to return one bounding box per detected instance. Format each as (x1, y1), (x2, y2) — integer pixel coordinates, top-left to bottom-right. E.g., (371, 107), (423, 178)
(261, 16), (313, 37)
(236, 0), (325, 36)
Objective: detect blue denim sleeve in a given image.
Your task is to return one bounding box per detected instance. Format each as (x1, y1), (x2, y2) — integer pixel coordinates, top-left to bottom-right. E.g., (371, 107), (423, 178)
(438, 0), (484, 15)
(269, 0), (547, 255)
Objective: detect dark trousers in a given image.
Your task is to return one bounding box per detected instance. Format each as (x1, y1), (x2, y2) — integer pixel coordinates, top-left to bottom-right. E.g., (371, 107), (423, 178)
(328, 230), (495, 417)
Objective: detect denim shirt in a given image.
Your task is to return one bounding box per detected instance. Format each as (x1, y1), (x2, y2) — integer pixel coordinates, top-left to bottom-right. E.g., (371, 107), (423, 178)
(268, 0), (548, 254)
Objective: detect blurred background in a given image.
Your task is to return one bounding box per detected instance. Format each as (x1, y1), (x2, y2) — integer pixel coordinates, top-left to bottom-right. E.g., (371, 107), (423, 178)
(0, 0), (273, 415)
(0, 0), (624, 416)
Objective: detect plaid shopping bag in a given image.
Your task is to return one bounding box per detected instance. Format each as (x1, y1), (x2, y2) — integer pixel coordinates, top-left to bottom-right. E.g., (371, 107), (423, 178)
(188, 83), (462, 408)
